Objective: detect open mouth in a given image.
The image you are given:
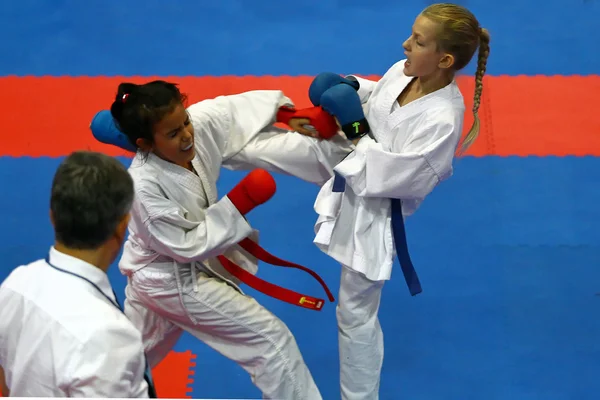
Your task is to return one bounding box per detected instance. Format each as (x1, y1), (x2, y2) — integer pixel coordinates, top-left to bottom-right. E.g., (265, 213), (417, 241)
(182, 142), (193, 151)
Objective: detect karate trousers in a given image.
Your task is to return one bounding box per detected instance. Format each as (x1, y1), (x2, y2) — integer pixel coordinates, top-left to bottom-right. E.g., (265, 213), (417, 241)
(123, 262), (322, 400)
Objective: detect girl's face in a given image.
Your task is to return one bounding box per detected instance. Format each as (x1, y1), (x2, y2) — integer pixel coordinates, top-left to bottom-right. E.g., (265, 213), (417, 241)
(143, 103), (195, 169)
(402, 15), (451, 78)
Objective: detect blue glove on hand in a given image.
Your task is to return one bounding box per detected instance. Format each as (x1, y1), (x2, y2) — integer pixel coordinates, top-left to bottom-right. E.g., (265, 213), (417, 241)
(308, 73), (369, 141)
(308, 72), (359, 107)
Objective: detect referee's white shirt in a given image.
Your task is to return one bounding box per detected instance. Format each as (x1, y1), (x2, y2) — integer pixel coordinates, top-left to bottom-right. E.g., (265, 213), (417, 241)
(0, 246), (149, 397)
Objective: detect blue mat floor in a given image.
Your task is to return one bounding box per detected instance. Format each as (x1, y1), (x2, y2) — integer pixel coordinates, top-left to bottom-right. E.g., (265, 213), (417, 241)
(1, 156), (599, 399)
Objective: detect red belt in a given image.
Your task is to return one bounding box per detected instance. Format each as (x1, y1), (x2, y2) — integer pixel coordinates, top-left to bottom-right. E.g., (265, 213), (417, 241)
(217, 238), (335, 311)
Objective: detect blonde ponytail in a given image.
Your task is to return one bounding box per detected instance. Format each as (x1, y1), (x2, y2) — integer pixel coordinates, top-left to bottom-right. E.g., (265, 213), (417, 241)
(458, 28), (491, 155)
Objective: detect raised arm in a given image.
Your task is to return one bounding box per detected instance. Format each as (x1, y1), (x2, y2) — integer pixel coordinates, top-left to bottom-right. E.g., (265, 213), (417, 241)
(188, 87), (353, 186)
(187, 90), (294, 161)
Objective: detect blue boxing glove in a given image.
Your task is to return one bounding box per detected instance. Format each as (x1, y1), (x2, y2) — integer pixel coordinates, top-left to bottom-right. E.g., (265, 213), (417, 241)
(308, 72), (359, 107)
(90, 110), (136, 152)
(320, 84), (370, 141)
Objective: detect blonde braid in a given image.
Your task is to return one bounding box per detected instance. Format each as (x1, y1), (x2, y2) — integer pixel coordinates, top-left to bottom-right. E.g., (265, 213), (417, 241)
(458, 28), (491, 155)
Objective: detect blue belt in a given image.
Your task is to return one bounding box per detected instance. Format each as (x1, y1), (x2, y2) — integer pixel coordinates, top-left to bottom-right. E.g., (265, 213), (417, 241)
(332, 172), (422, 296)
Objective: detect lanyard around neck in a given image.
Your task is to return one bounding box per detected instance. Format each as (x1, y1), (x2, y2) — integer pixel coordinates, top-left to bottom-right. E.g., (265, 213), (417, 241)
(44, 255), (157, 397)
(44, 256), (121, 311)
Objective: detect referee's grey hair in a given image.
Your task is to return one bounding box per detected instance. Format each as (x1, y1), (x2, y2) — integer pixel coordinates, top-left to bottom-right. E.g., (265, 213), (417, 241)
(50, 151), (134, 250)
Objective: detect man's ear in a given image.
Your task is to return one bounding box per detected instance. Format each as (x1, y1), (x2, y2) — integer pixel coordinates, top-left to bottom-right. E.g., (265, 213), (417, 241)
(114, 214), (131, 244)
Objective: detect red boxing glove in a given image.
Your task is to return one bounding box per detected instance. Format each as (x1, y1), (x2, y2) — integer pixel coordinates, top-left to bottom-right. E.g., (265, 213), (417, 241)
(276, 106), (340, 140)
(226, 169), (277, 215)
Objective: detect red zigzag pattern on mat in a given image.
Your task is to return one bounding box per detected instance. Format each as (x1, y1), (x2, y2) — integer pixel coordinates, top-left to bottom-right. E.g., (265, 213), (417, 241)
(152, 350), (197, 398)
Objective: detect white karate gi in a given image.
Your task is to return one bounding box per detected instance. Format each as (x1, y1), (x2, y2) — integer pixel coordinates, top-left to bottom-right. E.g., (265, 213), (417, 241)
(313, 59), (466, 400)
(118, 90), (352, 400)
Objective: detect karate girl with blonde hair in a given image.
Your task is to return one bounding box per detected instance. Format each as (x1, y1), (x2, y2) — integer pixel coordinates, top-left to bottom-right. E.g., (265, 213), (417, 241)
(306, 3), (491, 399)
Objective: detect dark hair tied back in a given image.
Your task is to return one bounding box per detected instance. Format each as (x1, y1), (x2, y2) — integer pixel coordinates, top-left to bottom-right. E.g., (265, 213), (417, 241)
(109, 81), (187, 149)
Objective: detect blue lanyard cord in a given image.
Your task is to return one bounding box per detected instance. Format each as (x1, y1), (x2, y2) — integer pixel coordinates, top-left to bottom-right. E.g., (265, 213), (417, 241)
(45, 257), (120, 309)
(45, 257), (157, 397)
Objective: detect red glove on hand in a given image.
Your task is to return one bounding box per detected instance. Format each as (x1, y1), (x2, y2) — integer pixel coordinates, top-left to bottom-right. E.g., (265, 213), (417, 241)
(276, 106), (340, 140)
(226, 169), (277, 215)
